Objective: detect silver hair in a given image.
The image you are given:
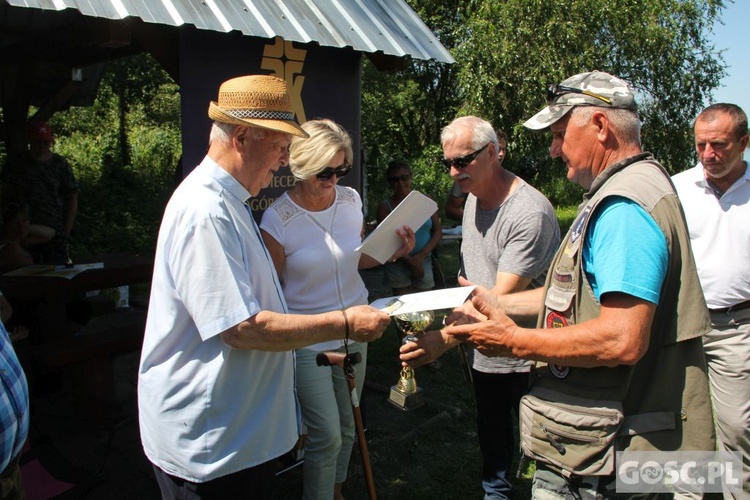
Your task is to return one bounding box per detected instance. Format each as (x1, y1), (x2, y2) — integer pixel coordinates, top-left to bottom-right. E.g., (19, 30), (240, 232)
(209, 122), (265, 144)
(441, 116), (498, 151)
(569, 107), (641, 146)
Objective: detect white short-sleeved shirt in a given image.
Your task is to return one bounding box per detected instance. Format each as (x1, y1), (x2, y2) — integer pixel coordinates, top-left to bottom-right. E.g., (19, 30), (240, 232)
(138, 156), (299, 482)
(260, 185), (368, 351)
(672, 162), (750, 308)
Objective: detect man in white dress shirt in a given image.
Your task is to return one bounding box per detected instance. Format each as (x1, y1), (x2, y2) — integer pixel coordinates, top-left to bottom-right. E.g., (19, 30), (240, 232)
(672, 102), (750, 498)
(138, 75), (396, 499)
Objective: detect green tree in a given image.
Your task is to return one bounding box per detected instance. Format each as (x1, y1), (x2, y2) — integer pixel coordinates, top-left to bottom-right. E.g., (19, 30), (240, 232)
(457, 0), (726, 203)
(53, 53), (181, 257)
(361, 0), (464, 218)
(363, 0), (728, 209)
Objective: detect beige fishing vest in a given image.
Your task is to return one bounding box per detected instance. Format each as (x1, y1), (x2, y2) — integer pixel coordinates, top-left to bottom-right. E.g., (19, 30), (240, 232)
(532, 155), (714, 453)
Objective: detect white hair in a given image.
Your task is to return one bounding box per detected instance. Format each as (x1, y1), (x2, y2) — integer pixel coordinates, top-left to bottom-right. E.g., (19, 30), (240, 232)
(441, 116), (498, 151)
(569, 107), (641, 146)
(209, 122), (265, 145)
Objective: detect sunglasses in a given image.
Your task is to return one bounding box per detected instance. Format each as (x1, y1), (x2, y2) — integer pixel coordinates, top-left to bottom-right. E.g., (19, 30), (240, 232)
(440, 143), (489, 171)
(387, 173), (411, 183)
(547, 84), (612, 105)
(316, 164), (351, 180)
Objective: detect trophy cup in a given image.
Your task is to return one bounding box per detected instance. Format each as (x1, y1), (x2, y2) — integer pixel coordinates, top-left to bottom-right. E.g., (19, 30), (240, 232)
(388, 310), (434, 411)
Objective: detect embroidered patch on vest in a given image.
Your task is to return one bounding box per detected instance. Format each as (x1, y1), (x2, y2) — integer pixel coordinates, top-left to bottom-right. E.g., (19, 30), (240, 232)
(569, 205), (592, 244)
(546, 311), (568, 329)
(545, 312), (570, 378)
(553, 271), (573, 283)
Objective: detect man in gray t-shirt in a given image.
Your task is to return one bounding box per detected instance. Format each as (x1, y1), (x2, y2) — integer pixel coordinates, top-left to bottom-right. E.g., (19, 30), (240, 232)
(403, 116), (560, 499)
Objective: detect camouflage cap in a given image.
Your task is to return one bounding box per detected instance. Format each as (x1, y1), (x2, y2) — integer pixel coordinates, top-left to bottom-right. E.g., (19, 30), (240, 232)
(523, 71), (637, 130)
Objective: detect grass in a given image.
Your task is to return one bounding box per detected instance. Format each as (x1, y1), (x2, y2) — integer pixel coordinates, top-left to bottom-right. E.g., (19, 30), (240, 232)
(556, 205), (578, 234)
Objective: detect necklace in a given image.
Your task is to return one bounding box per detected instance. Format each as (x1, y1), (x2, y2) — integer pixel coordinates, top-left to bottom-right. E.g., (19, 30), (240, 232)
(291, 186), (335, 211)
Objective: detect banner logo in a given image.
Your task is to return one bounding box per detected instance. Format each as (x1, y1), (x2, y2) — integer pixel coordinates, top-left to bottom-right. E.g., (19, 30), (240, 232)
(261, 36), (307, 123)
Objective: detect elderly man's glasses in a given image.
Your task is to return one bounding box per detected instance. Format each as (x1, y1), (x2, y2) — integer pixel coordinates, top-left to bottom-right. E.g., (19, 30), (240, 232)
(387, 173), (411, 183)
(440, 143), (489, 171)
(316, 164), (351, 180)
(547, 84), (612, 105)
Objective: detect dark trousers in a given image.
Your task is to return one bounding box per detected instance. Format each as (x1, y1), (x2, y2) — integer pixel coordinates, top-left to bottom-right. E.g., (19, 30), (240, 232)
(0, 458), (25, 500)
(152, 459), (277, 500)
(472, 369), (529, 500)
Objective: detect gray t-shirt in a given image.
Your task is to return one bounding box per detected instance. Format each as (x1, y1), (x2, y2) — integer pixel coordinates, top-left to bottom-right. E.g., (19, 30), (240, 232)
(461, 179), (561, 374)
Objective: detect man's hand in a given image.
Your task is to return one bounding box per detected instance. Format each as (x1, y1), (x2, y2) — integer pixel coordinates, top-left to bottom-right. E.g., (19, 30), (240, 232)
(399, 329), (457, 369)
(345, 305), (391, 342)
(444, 279), (496, 325)
(442, 292), (520, 358)
(10, 326), (29, 343)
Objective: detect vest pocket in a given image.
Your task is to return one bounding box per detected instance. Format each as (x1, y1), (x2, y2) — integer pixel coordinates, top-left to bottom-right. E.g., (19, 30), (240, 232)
(519, 388), (623, 477)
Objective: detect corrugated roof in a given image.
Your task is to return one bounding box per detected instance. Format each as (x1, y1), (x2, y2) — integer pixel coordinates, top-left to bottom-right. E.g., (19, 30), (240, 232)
(3, 0), (455, 64)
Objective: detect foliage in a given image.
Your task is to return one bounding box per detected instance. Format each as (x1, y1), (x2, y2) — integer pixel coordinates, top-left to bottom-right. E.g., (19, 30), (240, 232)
(456, 0), (725, 177)
(10, 1), (730, 256)
(361, 0), (463, 217)
(52, 53), (180, 257)
(555, 206), (579, 235)
(362, 0), (728, 211)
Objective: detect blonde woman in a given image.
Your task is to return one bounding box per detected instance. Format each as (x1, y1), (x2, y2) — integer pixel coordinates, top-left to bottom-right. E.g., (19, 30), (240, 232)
(260, 119), (413, 500)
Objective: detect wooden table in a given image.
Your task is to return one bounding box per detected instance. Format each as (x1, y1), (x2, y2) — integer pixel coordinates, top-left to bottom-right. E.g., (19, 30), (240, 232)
(0, 253), (154, 423)
(0, 253), (154, 343)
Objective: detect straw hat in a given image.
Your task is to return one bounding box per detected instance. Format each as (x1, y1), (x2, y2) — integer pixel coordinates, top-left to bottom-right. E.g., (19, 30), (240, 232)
(208, 75), (308, 137)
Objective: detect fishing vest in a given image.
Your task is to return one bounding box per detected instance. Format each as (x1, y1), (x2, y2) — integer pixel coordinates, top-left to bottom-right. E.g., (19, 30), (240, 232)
(531, 154), (714, 455)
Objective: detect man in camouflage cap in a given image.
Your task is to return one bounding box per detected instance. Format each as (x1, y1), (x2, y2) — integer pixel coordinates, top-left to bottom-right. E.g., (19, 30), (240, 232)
(426, 71), (718, 496)
(523, 70), (636, 130)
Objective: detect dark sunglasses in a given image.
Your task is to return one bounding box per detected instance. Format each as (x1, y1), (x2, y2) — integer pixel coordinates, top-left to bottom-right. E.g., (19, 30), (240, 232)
(387, 173), (411, 183)
(440, 143), (489, 171)
(547, 84), (612, 105)
(316, 164), (351, 180)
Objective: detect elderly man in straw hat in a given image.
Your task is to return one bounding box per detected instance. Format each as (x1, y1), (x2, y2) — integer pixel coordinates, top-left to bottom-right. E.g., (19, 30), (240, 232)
(138, 75), (412, 499)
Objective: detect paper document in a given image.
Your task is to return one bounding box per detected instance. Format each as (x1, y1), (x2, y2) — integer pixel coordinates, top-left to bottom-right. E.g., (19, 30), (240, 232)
(356, 191), (437, 264)
(3, 262), (104, 279)
(370, 286), (476, 316)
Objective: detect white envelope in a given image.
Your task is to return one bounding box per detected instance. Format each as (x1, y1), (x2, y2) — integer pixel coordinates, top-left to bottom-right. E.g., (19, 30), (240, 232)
(370, 286), (476, 316)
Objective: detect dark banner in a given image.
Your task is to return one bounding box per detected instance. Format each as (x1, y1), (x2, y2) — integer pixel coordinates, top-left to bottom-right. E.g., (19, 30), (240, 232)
(179, 29), (361, 220)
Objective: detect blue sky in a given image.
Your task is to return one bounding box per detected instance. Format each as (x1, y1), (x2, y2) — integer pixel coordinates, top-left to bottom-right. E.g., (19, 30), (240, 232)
(708, 1), (749, 116)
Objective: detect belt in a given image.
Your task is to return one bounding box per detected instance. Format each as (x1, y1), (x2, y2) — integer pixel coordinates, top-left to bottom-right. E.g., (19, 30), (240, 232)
(709, 300), (750, 314)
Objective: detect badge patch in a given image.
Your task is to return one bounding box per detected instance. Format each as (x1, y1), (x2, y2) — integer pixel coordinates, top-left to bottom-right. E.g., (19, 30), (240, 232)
(553, 271), (573, 283)
(546, 312), (570, 378)
(570, 205), (592, 243)
(546, 311), (568, 329)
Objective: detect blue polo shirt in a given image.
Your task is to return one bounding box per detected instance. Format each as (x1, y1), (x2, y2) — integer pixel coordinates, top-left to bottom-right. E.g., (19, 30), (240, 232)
(583, 196), (668, 304)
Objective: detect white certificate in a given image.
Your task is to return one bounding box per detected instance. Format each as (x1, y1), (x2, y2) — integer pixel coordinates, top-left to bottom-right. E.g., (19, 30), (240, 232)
(370, 286), (476, 316)
(356, 190), (437, 264)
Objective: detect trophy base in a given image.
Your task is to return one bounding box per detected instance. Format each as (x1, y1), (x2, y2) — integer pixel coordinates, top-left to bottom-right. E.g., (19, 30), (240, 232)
(388, 386), (424, 411)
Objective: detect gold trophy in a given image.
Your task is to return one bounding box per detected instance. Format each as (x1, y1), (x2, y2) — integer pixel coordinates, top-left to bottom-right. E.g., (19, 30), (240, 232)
(388, 310), (434, 411)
